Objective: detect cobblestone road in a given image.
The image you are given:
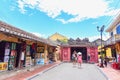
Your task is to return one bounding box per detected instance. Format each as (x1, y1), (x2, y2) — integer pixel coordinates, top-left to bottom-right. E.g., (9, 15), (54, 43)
(27, 63), (107, 80)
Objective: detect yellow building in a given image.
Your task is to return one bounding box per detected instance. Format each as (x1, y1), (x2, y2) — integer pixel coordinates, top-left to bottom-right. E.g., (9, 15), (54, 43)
(106, 48), (112, 57)
(105, 14), (120, 61)
(93, 39), (112, 58)
(48, 33), (68, 42)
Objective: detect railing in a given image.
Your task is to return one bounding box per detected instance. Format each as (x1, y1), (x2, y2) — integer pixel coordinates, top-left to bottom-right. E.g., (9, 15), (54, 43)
(104, 34), (120, 46)
(104, 35), (115, 46)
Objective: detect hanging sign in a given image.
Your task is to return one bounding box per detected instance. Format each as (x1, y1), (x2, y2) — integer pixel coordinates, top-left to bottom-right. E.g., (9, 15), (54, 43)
(37, 46), (44, 53)
(26, 57), (31, 67)
(0, 62), (8, 71)
(5, 49), (10, 55)
(4, 56), (9, 62)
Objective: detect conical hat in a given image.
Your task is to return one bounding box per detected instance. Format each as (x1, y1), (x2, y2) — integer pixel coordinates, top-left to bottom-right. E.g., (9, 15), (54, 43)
(78, 52), (82, 55)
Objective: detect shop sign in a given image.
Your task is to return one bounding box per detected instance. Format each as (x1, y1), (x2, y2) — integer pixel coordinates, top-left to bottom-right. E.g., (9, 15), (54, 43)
(37, 46), (44, 53)
(26, 57), (31, 67)
(0, 62), (8, 71)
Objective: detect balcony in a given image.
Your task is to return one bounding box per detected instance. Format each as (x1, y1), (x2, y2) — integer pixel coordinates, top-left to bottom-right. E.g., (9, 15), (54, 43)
(105, 34), (120, 46)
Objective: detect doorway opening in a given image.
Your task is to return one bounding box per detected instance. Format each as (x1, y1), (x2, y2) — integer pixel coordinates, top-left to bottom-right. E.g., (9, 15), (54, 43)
(71, 47), (87, 62)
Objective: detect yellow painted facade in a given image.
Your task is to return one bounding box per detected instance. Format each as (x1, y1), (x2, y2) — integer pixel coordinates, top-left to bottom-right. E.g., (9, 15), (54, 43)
(106, 48), (112, 57)
(48, 33), (68, 42)
(98, 45), (104, 52)
(98, 45), (112, 58)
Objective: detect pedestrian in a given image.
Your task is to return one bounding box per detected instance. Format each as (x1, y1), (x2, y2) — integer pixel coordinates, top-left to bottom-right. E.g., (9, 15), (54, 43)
(99, 56), (104, 68)
(112, 57), (116, 62)
(98, 57), (101, 66)
(72, 50), (77, 66)
(104, 56), (108, 67)
(87, 53), (90, 63)
(77, 52), (82, 68)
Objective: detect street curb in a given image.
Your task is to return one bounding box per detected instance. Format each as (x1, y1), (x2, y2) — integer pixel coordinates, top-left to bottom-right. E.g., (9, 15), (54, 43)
(26, 62), (63, 80)
(94, 64), (110, 80)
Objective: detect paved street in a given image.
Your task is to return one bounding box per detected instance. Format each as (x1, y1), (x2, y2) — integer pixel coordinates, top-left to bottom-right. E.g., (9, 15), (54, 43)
(27, 63), (107, 80)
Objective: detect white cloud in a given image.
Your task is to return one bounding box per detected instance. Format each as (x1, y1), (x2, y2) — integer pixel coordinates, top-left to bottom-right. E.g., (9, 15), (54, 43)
(32, 32), (46, 38)
(18, 0), (26, 13)
(88, 34), (110, 42)
(17, 0), (119, 23)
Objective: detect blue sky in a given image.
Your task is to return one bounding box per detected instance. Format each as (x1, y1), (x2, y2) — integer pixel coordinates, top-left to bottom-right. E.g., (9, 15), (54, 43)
(0, 0), (120, 41)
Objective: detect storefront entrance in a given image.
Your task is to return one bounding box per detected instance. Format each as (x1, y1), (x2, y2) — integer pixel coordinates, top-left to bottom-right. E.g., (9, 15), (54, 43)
(71, 47), (87, 61)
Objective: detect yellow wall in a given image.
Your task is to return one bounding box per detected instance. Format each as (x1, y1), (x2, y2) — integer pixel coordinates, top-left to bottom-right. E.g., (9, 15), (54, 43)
(106, 48), (112, 57)
(49, 33), (68, 42)
(98, 45), (112, 58)
(98, 45), (104, 52)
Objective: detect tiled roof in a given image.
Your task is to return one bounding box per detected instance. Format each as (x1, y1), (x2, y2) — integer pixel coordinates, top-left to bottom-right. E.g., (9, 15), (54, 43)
(0, 21), (58, 46)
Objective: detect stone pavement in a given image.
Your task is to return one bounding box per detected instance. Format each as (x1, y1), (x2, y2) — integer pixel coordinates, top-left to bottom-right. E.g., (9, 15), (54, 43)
(97, 64), (120, 80)
(0, 61), (61, 80)
(28, 63), (107, 80)
(0, 62), (120, 80)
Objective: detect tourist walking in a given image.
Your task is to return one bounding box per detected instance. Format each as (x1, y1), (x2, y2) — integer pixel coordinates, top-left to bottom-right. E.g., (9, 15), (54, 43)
(72, 50), (77, 66)
(77, 52), (82, 68)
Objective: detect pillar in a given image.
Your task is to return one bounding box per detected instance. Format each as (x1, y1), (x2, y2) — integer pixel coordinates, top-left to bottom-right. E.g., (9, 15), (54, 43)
(44, 44), (48, 64)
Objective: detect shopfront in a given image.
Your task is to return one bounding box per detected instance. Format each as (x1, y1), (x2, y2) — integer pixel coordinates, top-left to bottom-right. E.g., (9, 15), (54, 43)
(0, 41), (9, 71)
(0, 40), (21, 70)
(47, 46), (56, 63)
(0, 21), (59, 71)
(36, 44), (45, 65)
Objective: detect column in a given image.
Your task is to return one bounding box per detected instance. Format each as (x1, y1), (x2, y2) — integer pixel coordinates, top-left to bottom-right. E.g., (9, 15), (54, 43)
(44, 44), (48, 64)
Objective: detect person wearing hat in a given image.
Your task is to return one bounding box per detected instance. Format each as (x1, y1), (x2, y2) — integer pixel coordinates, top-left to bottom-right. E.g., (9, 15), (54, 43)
(77, 52), (82, 68)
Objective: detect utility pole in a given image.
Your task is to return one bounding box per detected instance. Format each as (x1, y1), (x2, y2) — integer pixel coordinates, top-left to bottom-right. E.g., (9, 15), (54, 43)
(97, 25), (105, 67)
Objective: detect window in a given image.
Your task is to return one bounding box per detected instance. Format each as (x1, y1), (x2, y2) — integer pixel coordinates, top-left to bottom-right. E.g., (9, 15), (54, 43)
(116, 25), (120, 34)
(110, 32), (113, 37)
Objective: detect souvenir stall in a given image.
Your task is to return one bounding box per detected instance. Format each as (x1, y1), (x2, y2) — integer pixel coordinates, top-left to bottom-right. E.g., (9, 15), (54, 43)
(8, 42), (17, 70)
(30, 43), (37, 66)
(0, 41), (9, 71)
(36, 46), (45, 65)
(19, 41), (26, 68)
(55, 46), (61, 61)
(25, 45), (31, 67)
(48, 46), (55, 63)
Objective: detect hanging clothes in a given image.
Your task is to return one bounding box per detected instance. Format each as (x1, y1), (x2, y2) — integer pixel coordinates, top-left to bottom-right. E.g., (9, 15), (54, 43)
(21, 51), (25, 60)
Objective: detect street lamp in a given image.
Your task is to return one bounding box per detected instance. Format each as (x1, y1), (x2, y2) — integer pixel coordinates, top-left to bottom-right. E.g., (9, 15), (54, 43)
(97, 25), (105, 67)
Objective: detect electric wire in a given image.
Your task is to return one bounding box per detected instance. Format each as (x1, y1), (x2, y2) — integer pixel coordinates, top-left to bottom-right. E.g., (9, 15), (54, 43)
(104, 0), (120, 28)
(102, 0), (120, 41)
